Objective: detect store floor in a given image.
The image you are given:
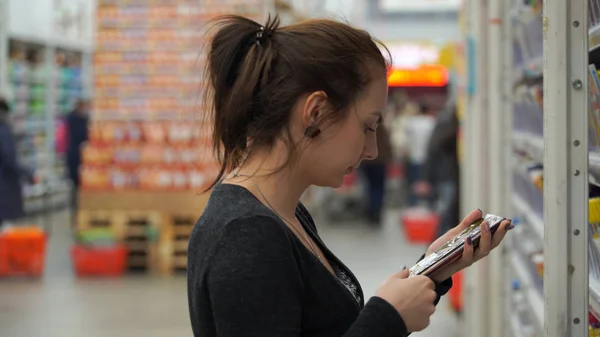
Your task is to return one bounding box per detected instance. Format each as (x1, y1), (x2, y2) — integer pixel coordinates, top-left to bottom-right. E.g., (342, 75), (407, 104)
(0, 208), (460, 337)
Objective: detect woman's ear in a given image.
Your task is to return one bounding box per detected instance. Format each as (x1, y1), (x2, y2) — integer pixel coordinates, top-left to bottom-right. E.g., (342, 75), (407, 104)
(302, 91), (329, 127)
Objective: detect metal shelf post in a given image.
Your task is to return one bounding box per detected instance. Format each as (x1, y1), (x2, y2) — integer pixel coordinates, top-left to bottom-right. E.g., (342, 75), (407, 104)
(462, 0), (491, 336)
(487, 0), (510, 336)
(543, 0), (589, 336)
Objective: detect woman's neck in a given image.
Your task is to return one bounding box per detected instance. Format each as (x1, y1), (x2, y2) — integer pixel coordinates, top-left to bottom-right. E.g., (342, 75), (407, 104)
(227, 147), (308, 220)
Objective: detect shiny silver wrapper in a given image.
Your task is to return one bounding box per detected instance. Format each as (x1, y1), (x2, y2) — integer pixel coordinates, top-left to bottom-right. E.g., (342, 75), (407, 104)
(408, 214), (506, 277)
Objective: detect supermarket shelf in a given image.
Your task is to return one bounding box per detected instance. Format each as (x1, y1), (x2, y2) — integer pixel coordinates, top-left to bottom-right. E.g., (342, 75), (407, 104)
(591, 152), (600, 187)
(8, 32), (93, 53)
(513, 132), (543, 163)
(590, 24), (600, 40)
(512, 193), (544, 241)
(513, 135), (600, 187)
(513, 56), (544, 84)
(590, 277), (600, 317)
(509, 313), (525, 337)
(509, 252), (544, 330)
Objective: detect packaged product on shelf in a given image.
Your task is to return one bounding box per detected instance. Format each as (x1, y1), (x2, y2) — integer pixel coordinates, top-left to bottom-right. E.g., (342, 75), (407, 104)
(82, 145), (114, 166)
(81, 167), (111, 190)
(588, 65), (600, 152)
(114, 145), (141, 165)
(532, 253), (544, 278)
(124, 122), (142, 143)
(141, 122), (166, 143)
(172, 170), (188, 190)
(96, 6), (119, 26)
(189, 169), (208, 192)
(167, 122), (193, 144)
(138, 167), (172, 190)
(140, 145), (164, 165)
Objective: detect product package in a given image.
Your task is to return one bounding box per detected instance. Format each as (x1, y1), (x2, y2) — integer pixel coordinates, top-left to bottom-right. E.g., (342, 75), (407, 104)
(409, 214), (507, 277)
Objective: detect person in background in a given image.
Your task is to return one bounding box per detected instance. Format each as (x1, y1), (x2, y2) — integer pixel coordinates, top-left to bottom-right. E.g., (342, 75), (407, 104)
(415, 105), (460, 239)
(401, 102), (436, 206)
(0, 97), (35, 229)
(65, 99), (90, 213)
(360, 122), (392, 224)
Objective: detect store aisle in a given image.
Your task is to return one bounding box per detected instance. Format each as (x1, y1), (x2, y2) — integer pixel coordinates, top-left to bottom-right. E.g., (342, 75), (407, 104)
(0, 209), (459, 337)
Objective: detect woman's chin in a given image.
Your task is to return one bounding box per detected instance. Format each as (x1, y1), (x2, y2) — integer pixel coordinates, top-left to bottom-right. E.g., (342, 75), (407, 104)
(312, 175), (345, 189)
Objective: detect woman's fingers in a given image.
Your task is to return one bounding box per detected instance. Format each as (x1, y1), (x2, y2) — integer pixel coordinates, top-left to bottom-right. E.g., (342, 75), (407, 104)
(449, 209), (484, 236)
(474, 221), (492, 260)
(461, 235), (475, 267)
(490, 220), (511, 249)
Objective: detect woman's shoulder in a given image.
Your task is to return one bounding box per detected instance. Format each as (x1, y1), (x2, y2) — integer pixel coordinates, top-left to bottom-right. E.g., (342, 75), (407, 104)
(189, 205), (298, 273)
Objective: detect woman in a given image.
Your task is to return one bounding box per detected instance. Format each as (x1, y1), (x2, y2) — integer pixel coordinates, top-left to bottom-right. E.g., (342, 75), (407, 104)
(0, 98), (35, 228)
(187, 15), (512, 337)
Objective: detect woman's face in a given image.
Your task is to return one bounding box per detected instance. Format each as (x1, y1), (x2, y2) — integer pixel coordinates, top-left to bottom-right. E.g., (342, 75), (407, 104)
(300, 75), (389, 188)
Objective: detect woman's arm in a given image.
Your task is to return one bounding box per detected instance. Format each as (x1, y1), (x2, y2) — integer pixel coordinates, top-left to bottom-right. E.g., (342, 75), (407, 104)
(201, 215), (409, 337)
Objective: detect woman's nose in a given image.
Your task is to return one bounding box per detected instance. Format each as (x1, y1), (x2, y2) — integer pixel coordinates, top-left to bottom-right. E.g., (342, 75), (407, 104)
(362, 140), (378, 161)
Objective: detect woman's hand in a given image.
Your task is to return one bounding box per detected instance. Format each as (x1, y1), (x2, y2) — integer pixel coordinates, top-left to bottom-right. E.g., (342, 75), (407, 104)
(376, 269), (437, 332)
(426, 209), (513, 283)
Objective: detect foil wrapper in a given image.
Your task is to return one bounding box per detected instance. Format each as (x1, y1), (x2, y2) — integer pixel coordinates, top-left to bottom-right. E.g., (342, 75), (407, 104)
(409, 214), (506, 277)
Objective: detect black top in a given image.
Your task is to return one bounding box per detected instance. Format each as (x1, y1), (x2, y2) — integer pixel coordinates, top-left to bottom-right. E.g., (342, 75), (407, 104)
(187, 183), (452, 337)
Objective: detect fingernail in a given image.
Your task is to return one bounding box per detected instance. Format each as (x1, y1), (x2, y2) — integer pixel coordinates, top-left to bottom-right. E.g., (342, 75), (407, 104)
(477, 208), (483, 214)
(506, 224), (515, 231)
(466, 237), (472, 245)
(484, 222), (490, 232)
(402, 265), (407, 270)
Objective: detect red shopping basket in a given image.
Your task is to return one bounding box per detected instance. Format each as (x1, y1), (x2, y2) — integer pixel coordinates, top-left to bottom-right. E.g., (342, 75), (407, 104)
(401, 209), (439, 244)
(0, 227), (47, 277)
(71, 244), (128, 277)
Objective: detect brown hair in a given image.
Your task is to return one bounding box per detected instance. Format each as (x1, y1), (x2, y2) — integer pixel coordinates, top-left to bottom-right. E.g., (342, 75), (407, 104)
(204, 14), (390, 189)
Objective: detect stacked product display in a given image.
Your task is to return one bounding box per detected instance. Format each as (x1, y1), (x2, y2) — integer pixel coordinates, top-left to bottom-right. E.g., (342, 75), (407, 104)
(507, 0), (600, 335)
(80, 120), (217, 191)
(74, 0), (266, 275)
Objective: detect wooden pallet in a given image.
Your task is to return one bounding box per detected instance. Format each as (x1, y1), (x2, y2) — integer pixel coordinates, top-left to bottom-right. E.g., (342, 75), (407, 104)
(76, 210), (165, 273)
(157, 214), (197, 275)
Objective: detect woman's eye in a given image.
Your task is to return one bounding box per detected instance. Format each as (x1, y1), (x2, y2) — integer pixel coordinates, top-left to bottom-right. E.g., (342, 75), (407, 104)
(364, 126), (376, 133)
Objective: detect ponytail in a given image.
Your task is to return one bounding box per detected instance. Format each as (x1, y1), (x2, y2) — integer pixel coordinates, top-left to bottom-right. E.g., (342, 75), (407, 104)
(204, 15), (280, 190)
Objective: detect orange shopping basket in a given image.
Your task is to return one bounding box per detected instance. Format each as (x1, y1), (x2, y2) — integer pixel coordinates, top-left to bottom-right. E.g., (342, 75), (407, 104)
(0, 226), (47, 277)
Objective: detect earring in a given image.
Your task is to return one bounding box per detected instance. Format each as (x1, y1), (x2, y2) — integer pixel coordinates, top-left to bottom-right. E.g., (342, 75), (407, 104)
(304, 126), (321, 138)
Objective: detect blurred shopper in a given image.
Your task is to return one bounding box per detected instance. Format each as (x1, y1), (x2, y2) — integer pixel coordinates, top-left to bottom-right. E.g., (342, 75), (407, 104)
(187, 15), (512, 337)
(65, 99), (90, 212)
(416, 106), (460, 239)
(402, 102), (436, 206)
(360, 123), (392, 224)
(0, 98), (35, 228)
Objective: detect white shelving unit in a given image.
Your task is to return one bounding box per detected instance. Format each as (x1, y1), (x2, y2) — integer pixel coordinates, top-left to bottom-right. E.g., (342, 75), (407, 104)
(0, 0), (94, 214)
(462, 0), (597, 336)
